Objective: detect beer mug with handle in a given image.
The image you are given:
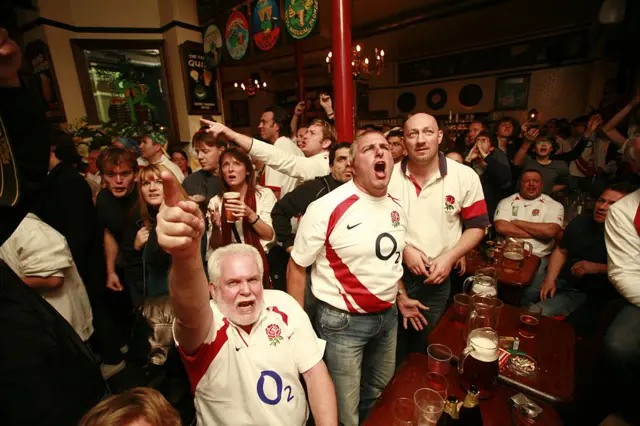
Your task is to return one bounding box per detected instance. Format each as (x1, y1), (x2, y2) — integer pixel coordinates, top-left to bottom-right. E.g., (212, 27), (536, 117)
(458, 327), (500, 399)
(466, 293), (498, 335)
(463, 267), (498, 297)
(501, 237), (533, 270)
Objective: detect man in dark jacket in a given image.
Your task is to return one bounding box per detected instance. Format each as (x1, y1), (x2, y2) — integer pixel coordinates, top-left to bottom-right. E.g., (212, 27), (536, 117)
(272, 142), (353, 252)
(465, 131), (512, 222)
(0, 27), (107, 426)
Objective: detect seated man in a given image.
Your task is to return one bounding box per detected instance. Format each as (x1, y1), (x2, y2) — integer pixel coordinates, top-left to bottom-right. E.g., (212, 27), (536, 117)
(494, 169), (565, 297)
(155, 175), (337, 426)
(526, 184), (633, 330)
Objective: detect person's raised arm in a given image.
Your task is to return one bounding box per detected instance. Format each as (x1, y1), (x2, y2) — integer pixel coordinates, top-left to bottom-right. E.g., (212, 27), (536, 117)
(603, 96), (640, 147)
(513, 126), (539, 166)
(303, 361), (338, 426)
(201, 118), (329, 181)
(156, 171), (211, 354)
(291, 101), (305, 136)
(553, 115), (601, 162)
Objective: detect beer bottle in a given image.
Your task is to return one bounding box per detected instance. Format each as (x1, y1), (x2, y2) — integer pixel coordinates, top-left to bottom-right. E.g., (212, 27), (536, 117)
(459, 386), (483, 426)
(437, 396), (460, 425)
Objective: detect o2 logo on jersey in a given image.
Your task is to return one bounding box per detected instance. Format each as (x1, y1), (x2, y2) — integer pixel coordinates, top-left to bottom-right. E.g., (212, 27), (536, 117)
(376, 233), (400, 264)
(256, 370), (294, 405)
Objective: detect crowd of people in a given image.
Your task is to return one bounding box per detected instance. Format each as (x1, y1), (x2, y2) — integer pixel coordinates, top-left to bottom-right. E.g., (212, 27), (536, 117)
(2, 26), (640, 426)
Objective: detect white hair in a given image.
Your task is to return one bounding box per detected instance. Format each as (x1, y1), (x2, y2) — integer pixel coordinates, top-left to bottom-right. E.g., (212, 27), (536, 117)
(207, 244), (264, 286)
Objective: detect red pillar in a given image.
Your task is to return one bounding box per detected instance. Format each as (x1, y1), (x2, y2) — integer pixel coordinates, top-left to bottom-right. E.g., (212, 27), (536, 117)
(294, 41), (305, 123)
(331, 0), (354, 141)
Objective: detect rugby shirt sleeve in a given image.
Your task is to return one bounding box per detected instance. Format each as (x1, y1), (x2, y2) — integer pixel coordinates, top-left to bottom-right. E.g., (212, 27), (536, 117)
(283, 294), (326, 373)
(250, 138), (328, 181)
(19, 219), (71, 278)
(460, 171), (490, 229)
(257, 187), (277, 244)
(290, 200), (327, 268)
(605, 201), (640, 307)
(494, 196), (511, 222)
(543, 200), (565, 227)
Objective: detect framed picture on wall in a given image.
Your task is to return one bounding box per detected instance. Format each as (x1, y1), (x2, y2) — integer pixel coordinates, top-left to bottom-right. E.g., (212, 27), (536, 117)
(494, 74), (530, 110)
(180, 41), (220, 115)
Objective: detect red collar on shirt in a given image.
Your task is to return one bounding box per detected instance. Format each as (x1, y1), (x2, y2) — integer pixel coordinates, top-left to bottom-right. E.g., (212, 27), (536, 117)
(400, 152), (448, 196)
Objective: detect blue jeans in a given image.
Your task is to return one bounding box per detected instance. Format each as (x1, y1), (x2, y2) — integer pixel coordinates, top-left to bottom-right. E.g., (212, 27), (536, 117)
(604, 301), (640, 422)
(315, 302), (398, 426)
(520, 257), (550, 307)
(396, 269), (451, 366)
(526, 277), (587, 317)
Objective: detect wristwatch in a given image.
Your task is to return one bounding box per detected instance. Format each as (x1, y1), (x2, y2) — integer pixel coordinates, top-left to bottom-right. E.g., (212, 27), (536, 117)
(397, 288), (407, 297)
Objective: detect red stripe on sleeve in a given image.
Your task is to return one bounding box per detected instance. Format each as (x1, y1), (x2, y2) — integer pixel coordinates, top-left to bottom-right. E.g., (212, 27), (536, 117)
(634, 204), (640, 236)
(177, 318), (230, 395)
(461, 199), (488, 220)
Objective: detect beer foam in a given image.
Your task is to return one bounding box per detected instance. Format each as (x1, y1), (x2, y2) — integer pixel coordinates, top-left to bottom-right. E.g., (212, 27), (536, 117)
(471, 284), (497, 296)
(503, 252), (524, 260)
(469, 336), (499, 362)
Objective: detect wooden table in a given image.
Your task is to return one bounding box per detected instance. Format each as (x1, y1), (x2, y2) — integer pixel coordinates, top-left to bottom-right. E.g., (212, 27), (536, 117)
(429, 304), (575, 404)
(363, 353), (563, 426)
(466, 254), (542, 305)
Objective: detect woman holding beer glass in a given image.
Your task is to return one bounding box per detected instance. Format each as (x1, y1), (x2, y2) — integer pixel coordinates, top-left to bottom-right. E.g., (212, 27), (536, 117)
(208, 148), (276, 287)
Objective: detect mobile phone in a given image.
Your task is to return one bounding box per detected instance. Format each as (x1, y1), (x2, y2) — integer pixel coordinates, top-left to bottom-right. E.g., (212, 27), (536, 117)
(509, 393), (542, 419)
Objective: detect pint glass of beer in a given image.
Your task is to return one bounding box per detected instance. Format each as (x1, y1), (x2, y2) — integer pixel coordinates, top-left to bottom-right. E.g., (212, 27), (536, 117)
(458, 327), (499, 399)
(222, 192), (241, 223)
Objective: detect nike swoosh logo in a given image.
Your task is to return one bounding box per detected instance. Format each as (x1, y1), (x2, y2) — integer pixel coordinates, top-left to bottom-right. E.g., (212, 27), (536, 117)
(235, 347), (242, 351)
(346, 223), (362, 230)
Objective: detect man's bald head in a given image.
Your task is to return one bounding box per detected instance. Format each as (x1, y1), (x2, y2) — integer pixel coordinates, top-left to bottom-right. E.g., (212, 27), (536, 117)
(403, 113), (443, 165)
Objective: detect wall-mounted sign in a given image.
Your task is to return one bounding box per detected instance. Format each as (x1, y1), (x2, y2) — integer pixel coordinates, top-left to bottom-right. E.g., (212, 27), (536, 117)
(252, 0), (281, 51)
(225, 10), (250, 60)
(284, 0), (319, 40)
(24, 40), (66, 122)
(203, 24), (223, 68)
(180, 41), (220, 115)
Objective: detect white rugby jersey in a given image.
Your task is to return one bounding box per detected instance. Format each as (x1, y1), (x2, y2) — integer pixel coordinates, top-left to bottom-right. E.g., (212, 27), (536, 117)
(291, 180), (407, 313)
(264, 136), (304, 198)
(175, 290), (325, 426)
(387, 154), (489, 259)
(494, 193), (564, 257)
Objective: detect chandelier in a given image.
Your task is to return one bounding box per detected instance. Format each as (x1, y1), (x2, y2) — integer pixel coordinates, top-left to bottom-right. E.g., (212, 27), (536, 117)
(233, 74), (267, 97)
(325, 44), (385, 78)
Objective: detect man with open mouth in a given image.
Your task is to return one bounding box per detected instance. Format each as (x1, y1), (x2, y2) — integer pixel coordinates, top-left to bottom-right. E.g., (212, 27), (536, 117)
(156, 173), (337, 426)
(288, 131), (427, 426)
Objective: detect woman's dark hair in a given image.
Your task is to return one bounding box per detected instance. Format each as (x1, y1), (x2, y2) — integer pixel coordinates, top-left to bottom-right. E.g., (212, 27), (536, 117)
(169, 149), (192, 174)
(217, 148), (271, 288)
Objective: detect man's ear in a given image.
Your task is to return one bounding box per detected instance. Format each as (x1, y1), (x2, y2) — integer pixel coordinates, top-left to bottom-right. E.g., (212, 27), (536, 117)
(208, 282), (217, 300)
(321, 139), (332, 150)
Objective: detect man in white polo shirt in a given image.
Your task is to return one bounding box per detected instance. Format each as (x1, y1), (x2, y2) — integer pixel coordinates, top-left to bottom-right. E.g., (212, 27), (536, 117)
(388, 113), (489, 364)
(155, 174), (337, 426)
(494, 169), (564, 306)
(288, 132), (427, 426)
(201, 118), (333, 182)
(257, 106), (304, 199)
